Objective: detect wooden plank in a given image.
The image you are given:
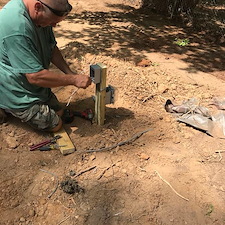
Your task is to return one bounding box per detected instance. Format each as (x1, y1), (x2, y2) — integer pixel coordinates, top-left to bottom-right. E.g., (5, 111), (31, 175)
(95, 63), (107, 125)
(54, 127), (75, 155)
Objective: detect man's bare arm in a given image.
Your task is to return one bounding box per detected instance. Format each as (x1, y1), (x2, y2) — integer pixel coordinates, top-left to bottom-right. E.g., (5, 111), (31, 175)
(51, 46), (74, 74)
(25, 69), (91, 88)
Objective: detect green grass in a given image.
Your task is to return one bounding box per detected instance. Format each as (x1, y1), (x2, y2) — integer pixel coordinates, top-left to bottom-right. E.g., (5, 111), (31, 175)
(173, 38), (190, 46)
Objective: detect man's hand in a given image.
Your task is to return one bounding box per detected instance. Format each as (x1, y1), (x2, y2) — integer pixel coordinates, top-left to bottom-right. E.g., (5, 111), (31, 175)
(73, 74), (92, 89)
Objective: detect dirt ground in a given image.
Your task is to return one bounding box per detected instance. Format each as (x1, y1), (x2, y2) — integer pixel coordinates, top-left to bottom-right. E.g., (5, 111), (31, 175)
(1, 0), (225, 224)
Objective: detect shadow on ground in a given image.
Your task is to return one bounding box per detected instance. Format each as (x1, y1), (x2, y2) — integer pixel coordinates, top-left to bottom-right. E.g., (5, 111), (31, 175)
(64, 97), (135, 138)
(55, 3), (225, 75)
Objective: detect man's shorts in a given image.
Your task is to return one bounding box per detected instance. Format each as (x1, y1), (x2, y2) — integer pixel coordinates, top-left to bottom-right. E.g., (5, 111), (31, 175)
(6, 94), (63, 131)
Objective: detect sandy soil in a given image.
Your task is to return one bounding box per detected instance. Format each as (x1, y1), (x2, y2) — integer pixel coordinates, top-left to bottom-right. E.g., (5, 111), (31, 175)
(0, 0), (225, 225)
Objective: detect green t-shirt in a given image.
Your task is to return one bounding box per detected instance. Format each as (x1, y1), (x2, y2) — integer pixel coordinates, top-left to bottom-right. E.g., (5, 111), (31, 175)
(0, 0), (56, 110)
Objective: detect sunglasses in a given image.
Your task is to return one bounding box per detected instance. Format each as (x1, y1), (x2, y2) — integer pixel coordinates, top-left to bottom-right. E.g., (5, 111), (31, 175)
(38, 0), (72, 17)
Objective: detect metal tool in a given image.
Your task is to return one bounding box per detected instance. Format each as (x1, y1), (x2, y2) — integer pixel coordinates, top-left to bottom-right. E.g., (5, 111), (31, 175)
(90, 64), (101, 84)
(38, 144), (67, 151)
(105, 85), (115, 104)
(29, 135), (62, 151)
(62, 108), (94, 124)
(74, 108), (94, 121)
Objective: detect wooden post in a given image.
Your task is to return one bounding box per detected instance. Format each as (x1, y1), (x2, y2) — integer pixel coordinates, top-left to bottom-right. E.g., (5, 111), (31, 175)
(95, 63), (107, 125)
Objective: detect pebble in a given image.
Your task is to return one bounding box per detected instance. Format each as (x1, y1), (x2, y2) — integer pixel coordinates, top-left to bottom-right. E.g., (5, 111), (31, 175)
(202, 93), (211, 99)
(6, 136), (19, 149)
(69, 170), (76, 176)
(39, 199), (47, 205)
(164, 116), (172, 123)
(29, 209), (35, 217)
(183, 133), (192, 139)
(171, 84), (177, 90)
(19, 217), (26, 222)
(37, 207), (46, 216)
(173, 137), (181, 144)
(10, 200), (20, 208)
(139, 153), (150, 160)
(136, 59), (152, 67)
(8, 130), (15, 137)
(89, 155), (96, 161)
(158, 84), (168, 93)
(115, 146), (120, 152)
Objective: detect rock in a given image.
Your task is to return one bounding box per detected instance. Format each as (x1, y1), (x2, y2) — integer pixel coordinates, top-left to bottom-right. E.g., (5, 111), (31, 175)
(6, 136), (19, 149)
(158, 84), (168, 93)
(183, 132), (192, 139)
(89, 155), (96, 161)
(19, 217), (26, 222)
(164, 116), (172, 123)
(170, 84), (177, 90)
(37, 207), (46, 216)
(138, 153), (150, 160)
(173, 137), (181, 144)
(158, 136), (162, 140)
(8, 131), (15, 137)
(202, 93), (211, 99)
(39, 199), (47, 205)
(69, 170), (76, 176)
(28, 209), (35, 217)
(10, 200), (20, 208)
(136, 59), (152, 67)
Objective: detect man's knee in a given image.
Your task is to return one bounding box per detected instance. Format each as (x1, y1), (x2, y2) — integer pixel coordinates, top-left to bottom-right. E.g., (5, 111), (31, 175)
(8, 104), (62, 131)
(27, 105), (61, 131)
(49, 118), (62, 132)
